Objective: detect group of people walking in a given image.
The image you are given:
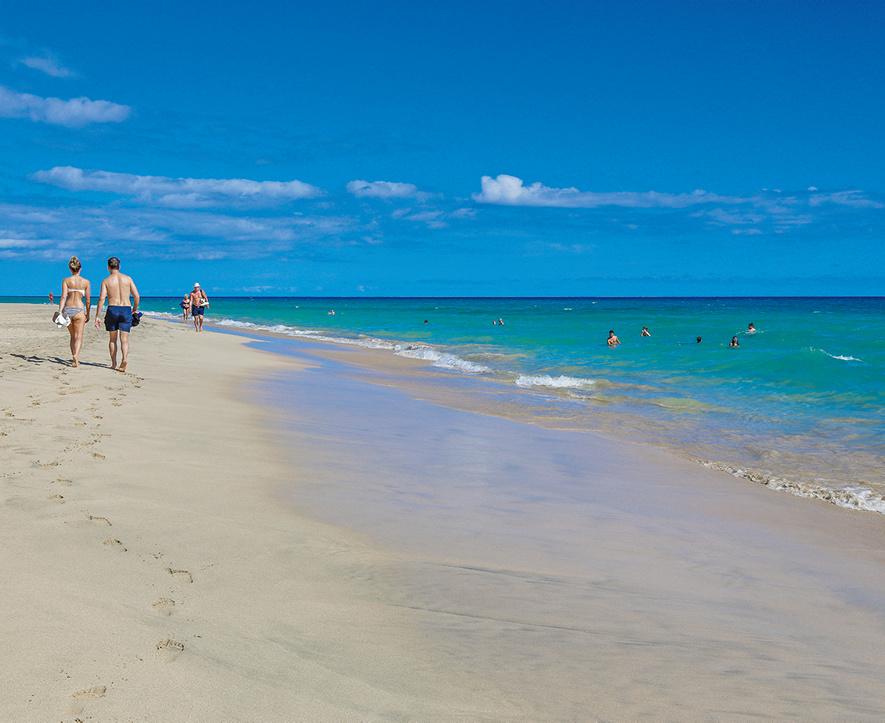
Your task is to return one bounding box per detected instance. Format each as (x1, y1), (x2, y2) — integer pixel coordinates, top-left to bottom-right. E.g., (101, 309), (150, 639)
(54, 255), (140, 372)
(179, 283), (210, 332)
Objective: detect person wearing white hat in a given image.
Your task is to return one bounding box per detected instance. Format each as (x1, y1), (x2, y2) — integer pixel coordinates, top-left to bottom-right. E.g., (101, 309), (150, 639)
(189, 282), (209, 332)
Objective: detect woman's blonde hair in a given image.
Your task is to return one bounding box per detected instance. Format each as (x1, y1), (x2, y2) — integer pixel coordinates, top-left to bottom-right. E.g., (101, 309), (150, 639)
(69, 256), (82, 272)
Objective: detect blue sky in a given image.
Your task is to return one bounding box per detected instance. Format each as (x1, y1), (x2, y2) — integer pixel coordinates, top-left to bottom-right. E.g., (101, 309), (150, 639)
(1, 0), (883, 296)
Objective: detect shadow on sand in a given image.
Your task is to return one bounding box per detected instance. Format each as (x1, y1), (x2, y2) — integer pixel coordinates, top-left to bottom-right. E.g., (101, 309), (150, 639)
(9, 353), (108, 369)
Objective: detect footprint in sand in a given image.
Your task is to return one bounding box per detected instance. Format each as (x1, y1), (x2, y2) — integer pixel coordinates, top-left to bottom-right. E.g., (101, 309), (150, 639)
(34, 460), (61, 469)
(48, 494), (65, 504)
(103, 538), (127, 552)
(53, 478), (73, 487)
(92, 452), (106, 460)
(88, 514), (111, 526)
(151, 598), (176, 616)
(71, 685), (106, 700)
(156, 638), (185, 661)
(167, 568), (193, 583)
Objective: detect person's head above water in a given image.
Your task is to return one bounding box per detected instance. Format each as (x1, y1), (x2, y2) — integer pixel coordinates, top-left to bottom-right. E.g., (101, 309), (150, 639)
(608, 329), (615, 336)
(107, 256), (120, 271)
(696, 336), (702, 343)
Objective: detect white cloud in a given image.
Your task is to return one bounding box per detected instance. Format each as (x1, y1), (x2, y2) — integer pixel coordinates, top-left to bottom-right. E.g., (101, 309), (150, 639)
(474, 174), (740, 209)
(18, 54), (74, 78)
(33, 166), (323, 207)
(808, 190), (884, 209)
(346, 179), (423, 199)
(0, 201), (355, 260)
(0, 85), (129, 126)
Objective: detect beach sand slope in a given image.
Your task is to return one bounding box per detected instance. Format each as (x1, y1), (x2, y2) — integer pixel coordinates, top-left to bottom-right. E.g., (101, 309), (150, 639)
(0, 304), (504, 722)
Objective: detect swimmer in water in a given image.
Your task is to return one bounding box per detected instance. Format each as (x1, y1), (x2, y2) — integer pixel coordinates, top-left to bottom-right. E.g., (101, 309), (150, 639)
(641, 326), (651, 337)
(747, 322), (756, 334)
(696, 336), (702, 344)
(730, 336), (740, 348)
(607, 329), (621, 347)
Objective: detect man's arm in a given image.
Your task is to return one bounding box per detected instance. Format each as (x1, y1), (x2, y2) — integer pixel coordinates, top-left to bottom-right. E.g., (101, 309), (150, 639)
(94, 280), (107, 328)
(130, 279), (140, 312)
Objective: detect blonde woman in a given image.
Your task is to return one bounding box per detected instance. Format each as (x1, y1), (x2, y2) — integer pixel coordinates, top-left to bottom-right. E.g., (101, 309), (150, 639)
(57, 256), (91, 367)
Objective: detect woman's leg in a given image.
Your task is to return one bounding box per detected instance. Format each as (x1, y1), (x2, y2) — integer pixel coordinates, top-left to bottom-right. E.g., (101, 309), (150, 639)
(71, 315), (85, 366)
(67, 323), (77, 364)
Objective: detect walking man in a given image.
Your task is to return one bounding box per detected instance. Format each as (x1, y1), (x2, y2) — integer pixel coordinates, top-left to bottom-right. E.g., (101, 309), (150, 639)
(94, 256), (140, 372)
(189, 282), (209, 332)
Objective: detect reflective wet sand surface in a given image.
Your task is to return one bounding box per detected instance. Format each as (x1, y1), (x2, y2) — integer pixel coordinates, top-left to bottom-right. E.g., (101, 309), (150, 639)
(256, 338), (885, 719)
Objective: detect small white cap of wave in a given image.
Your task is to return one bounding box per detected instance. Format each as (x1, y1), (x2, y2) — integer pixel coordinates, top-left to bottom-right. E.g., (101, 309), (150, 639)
(515, 374), (595, 389)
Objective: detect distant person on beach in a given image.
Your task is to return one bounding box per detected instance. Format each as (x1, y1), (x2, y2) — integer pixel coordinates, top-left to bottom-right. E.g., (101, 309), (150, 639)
(747, 322), (756, 334)
(730, 336), (740, 348)
(608, 330), (621, 347)
(48, 291), (54, 305)
(94, 256), (140, 372)
(190, 283), (209, 332)
(696, 336), (702, 344)
(641, 326), (651, 337)
(56, 256), (91, 367)
(180, 294), (191, 320)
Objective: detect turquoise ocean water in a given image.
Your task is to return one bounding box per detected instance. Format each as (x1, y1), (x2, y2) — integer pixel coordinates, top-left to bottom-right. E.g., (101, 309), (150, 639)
(9, 296), (884, 512)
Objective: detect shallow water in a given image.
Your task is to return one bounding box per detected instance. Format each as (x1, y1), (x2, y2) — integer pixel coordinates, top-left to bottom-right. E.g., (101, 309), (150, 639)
(7, 296), (884, 510)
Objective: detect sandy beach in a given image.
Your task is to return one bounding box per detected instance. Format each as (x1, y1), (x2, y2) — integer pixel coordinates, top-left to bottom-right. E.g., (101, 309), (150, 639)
(0, 304), (503, 721)
(3, 302), (885, 721)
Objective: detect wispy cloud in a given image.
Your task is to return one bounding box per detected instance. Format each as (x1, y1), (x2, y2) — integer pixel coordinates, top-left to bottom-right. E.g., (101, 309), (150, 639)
(808, 190), (884, 209)
(17, 54), (75, 78)
(346, 179), (425, 199)
(390, 206), (475, 229)
(0, 85), (129, 126)
(474, 174), (740, 209)
(33, 166), (323, 207)
(0, 201), (356, 260)
(474, 174), (884, 237)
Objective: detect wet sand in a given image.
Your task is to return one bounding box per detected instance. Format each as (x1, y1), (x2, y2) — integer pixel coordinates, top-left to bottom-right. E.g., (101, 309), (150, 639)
(2, 302), (885, 720)
(256, 337), (885, 719)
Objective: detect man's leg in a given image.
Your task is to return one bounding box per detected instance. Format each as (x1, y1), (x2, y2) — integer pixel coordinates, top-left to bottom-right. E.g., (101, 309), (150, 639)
(118, 331), (130, 373)
(108, 331), (118, 369)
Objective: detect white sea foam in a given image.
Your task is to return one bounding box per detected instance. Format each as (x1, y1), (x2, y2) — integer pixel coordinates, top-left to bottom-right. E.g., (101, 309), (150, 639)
(395, 345), (491, 373)
(700, 460), (885, 515)
(191, 316), (489, 372)
(515, 374), (595, 389)
(813, 347), (863, 362)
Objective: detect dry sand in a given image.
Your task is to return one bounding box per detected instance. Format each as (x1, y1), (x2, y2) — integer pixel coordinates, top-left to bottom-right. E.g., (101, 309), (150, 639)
(0, 304), (504, 721)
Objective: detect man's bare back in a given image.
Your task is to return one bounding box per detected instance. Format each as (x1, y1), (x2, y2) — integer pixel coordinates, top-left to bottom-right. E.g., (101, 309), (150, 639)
(102, 272), (136, 307)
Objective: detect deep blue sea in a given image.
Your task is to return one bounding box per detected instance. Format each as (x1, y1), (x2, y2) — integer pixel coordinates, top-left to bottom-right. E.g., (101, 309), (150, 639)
(8, 296), (883, 512)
